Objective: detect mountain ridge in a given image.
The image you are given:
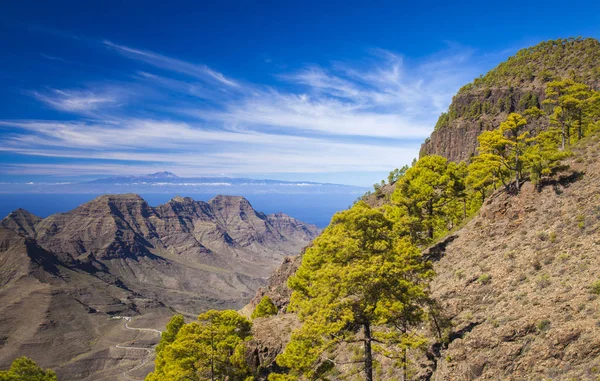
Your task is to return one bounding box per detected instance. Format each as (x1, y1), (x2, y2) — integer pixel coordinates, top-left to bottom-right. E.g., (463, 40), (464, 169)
(0, 193), (320, 380)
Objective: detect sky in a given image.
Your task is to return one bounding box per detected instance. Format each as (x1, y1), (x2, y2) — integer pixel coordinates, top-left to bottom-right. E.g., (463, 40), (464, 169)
(0, 0), (599, 186)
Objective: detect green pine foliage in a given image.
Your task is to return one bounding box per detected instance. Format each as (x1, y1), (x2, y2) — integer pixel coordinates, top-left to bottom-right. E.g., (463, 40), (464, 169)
(391, 155), (462, 244)
(543, 79), (600, 148)
(468, 112), (572, 194)
(146, 310), (254, 381)
(251, 296), (278, 319)
(387, 165), (409, 185)
(156, 314), (185, 354)
(0, 357), (57, 381)
(275, 202), (434, 381)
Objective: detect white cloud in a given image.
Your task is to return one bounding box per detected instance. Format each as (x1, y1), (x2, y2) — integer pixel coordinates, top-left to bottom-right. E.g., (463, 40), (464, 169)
(0, 118), (416, 176)
(1, 38), (493, 184)
(30, 88), (122, 113)
(103, 40), (239, 87)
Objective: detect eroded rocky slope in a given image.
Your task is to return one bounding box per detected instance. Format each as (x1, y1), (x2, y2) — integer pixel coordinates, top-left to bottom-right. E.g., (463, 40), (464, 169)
(0, 194), (319, 380)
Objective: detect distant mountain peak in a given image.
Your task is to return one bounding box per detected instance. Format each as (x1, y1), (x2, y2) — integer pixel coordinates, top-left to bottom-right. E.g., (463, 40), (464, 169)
(89, 193), (146, 203)
(169, 195), (194, 204)
(146, 171), (179, 179)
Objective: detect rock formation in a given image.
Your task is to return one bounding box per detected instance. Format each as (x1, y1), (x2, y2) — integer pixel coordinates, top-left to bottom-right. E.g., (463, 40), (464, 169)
(0, 194), (319, 380)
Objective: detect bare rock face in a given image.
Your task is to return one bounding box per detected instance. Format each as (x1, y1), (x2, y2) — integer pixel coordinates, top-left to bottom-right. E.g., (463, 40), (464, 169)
(0, 194), (319, 380)
(1, 209), (41, 237)
(267, 213), (321, 244)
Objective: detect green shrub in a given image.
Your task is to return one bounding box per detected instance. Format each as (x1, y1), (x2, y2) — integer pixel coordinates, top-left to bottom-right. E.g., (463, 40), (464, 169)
(591, 280), (600, 295)
(478, 274), (491, 285)
(454, 269), (465, 280)
(536, 319), (551, 332)
(537, 231), (548, 241)
(251, 295), (278, 319)
(536, 274), (551, 289)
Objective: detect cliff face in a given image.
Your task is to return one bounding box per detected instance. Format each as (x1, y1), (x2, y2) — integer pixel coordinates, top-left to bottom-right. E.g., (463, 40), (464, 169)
(0, 194), (319, 380)
(421, 37), (600, 162)
(420, 87), (549, 162)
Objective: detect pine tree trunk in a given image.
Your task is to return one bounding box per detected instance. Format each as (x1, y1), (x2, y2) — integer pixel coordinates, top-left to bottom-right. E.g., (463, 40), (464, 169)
(403, 346), (408, 381)
(210, 329), (215, 381)
(402, 327), (408, 380)
(364, 323), (373, 381)
(427, 201), (434, 240)
(515, 151), (520, 193)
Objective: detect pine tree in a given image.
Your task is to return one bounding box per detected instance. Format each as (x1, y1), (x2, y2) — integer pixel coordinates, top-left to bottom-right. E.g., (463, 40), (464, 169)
(543, 79), (598, 147)
(446, 161), (469, 225)
(251, 296), (278, 319)
(475, 113), (529, 193)
(0, 357), (57, 381)
(523, 129), (572, 190)
(543, 80), (573, 149)
(276, 202), (433, 381)
(146, 310), (254, 381)
(499, 113), (529, 191)
(388, 165), (409, 185)
(466, 154), (503, 203)
(391, 155), (454, 244)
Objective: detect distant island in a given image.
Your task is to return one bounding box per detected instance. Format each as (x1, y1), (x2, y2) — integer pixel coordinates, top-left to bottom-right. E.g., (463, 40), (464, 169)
(0, 171), (368, 195)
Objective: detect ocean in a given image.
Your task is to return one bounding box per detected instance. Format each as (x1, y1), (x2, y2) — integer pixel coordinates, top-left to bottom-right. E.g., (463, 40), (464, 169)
(0, 193), (360, 228)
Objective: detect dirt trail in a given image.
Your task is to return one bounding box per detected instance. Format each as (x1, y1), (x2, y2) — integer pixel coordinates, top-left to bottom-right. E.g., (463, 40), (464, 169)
(114, 317), (162, 381)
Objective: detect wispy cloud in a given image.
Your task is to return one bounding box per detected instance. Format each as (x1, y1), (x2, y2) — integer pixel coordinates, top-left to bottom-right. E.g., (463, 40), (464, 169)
(0, 119), (416, 174)
(103, 40), (240, 88)
(40, 53), (71, 64)
(0, 36), (492, 184)
(30, 88), (121, 113)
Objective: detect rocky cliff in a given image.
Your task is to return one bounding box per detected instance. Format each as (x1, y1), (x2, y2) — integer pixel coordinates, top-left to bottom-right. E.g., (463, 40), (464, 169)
(420, 37), (600, 162)
(0, 194), (319, 380)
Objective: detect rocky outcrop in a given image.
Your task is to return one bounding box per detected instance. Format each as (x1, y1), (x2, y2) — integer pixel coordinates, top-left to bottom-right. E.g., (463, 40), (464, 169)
(241, 255), (303, 318)
(0, 194), (319, 380)
(420, 87), (550, 162)
(266, 213), (321, 247)
(421, 38), (600, 162)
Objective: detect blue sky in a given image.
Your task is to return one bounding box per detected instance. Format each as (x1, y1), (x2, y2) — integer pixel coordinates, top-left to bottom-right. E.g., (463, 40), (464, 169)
(1, 0), (599, 186)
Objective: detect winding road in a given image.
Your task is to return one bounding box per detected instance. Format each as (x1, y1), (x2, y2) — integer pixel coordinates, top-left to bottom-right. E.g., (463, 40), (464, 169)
(114, 317), (162, 381)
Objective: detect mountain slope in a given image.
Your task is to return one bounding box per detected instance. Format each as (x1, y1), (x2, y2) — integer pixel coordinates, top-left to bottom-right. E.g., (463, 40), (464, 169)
(421, 37), (600, 162)
(244, 129), (600, 380)
(0, 194), (319, 380)
(416, 135), (600, 379)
